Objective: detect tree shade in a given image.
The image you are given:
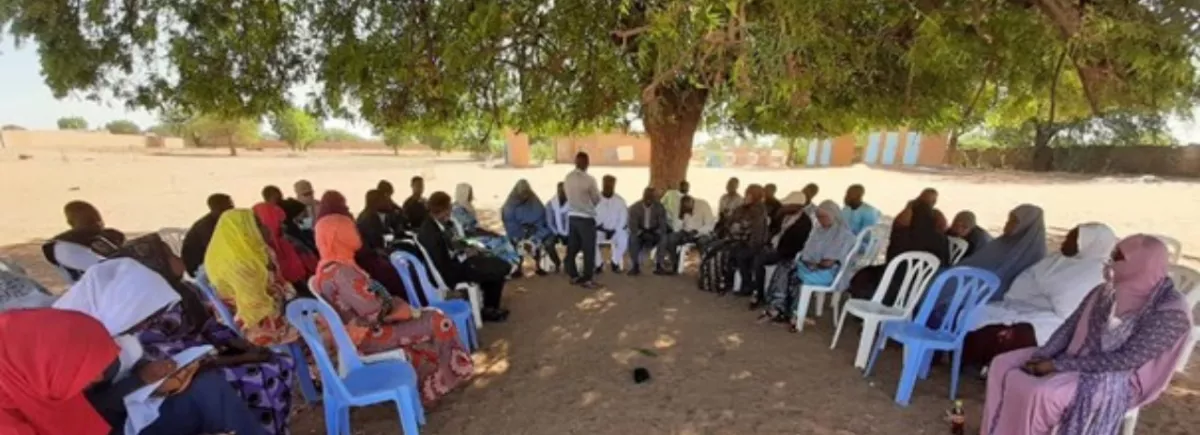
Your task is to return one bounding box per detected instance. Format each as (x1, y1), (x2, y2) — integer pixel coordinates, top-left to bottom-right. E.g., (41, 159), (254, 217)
(3, 1), (1196, 182)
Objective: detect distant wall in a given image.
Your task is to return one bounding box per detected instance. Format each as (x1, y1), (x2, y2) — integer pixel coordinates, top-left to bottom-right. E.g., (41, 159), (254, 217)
(1, 130), (183, 150)
(951, 145), (1200, 177)
(554, 133), (651, 166)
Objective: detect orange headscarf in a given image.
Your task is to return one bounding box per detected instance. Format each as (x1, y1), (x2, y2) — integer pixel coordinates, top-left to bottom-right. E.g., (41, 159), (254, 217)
(314, 214), (365, 272)
(0, 309), (119, 435)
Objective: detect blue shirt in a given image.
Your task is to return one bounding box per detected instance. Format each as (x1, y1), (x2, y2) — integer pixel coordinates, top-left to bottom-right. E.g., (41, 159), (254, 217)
(841, 203), (880, 235)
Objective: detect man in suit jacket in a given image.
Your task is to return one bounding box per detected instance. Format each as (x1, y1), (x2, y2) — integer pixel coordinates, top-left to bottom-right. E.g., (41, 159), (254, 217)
(418, 191), (510, 322)
(627, 187), (669, 275)
(356, 189), (407, 254)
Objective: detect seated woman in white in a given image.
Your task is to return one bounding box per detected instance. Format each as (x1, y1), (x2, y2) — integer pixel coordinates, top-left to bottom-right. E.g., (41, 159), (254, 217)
(41, 201), (125, 281)
(964, 222), (1118, 367)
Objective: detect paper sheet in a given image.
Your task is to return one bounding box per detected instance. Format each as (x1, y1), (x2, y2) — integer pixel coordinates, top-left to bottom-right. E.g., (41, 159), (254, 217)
(122, 345), (214, 435)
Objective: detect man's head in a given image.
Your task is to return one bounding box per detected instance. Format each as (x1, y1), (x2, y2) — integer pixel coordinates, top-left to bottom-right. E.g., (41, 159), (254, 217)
(1060, 226), (1080, 257)
(365, 189), (389, 213)
(642, 187), (657, 204)
(293, 180), (315, 202)
(725, 177), (740, 194)
(949, 211), (976, 238)
(428, 191), (454, 223)
(556, 182), (567, 200)
(377, 180), (395, 197)
(575, 152), (590, 171)
(678, 180), (690, 195)
(602, 175), (616, 197)
(206, 193), (234, 215)
(680, 195), (695, 214)
(64, 200), (103, 231)
(802, 183), (819, 202)
(261, 185), (283, 204)
(844, 184), (865, 209)
(918, 188), (938, 206)
(765, 184), (778, 199)
(410, 176), (425, 197)
(744, 184), (765, 204)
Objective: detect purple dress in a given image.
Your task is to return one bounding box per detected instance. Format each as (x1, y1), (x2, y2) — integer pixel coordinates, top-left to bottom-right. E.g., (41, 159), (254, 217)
(139, 305), (296, 435)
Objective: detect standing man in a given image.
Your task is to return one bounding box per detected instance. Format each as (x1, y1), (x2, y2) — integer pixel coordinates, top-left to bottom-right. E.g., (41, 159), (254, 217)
(402, 176), (429, 229)
(595, 175), (629, 273)
(627, 187), (669, 275)
(841, 184), (880, 235)
(563, 152), (602, 288)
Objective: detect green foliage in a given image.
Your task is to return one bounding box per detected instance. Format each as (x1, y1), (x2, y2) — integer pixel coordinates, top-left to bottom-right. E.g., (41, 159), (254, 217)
(183, 115), (261, 149)
(268, 107), (321, 150)
(321, 128), (362, 142)
(56, 116), (88, 130)
(531, 137), (556, 163)
(103, 119), (140, 135)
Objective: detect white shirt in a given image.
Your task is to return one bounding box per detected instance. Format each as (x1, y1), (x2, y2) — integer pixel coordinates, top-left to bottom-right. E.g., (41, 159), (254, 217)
(546, 198), (571, 236)
(671, 199), (717, 235)
(53, 241), (104, 272)
(595, 194), (628, 231)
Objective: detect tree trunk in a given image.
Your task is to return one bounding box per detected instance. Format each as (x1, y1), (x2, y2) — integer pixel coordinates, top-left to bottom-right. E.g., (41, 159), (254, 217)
(1032, 124), (1055, 171)
(785, 138), (798, 167)
(642, 84), (708, 189)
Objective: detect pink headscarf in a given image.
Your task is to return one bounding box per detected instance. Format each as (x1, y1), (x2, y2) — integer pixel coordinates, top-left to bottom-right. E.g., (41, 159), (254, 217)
(1111, 234), (1171, 316)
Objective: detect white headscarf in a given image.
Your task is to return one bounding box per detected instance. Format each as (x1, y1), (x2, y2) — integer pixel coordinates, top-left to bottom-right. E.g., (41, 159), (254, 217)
(53, 258), (181, 336)
(454, 183), (475, 215)
(973, 222), (1119, 343)
(798, 200), (856, 264)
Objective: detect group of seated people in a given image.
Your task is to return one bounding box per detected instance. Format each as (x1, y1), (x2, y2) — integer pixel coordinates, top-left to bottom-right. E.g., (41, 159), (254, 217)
(0, 172), (1191, 435)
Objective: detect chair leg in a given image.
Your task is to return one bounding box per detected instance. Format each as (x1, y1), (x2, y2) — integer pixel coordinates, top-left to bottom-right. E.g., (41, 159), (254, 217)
(1122, 408), (1140, 435)
(863, 331), (887, 377)
(794, 289), (814, 333)
(853, 318), (880, 370)
(950, 349), (964, 400)
(675, 246), (687, 274)
(829, 292), (842, 327)
(323, 402), (341, 435)
(466, 285), (484, 330)
(289, 342), (322, 404)
(814, 292), (826, 317)
(830, 308), (850, 350)
(396, 391), (422, 435)
(919, 349), (935, 380)
(1175, 335), (1196, 373)
(895, 345), (924, 407)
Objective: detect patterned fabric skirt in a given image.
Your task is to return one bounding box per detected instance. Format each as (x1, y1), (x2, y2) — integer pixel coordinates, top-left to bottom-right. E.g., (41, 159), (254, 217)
(766, 262), (803, 316)
(469, 235), (521, 266)
(358, 309), (475, 404)
(698, 240), (735, 293)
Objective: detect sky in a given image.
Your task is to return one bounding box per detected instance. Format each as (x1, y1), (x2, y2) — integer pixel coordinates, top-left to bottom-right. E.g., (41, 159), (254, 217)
(2, 39), (1198, 144)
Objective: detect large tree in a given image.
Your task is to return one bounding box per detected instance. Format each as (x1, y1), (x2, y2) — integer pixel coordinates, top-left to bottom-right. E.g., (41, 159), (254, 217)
(268, 107), (321, 151)
(3, 1), (1197, 185)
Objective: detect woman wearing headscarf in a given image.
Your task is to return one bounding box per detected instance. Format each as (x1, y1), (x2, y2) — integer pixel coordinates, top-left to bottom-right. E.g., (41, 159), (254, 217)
(948, 210), (992, 258)
(847, 200), (950, 303)
(279, 198), (318, 253)
(960, 204), (1047, 301)
(749, 191), (813, 308)
(0, 261), (57, 312)
(699, 184), (768, 295)
(502, 179), (560, 275)
(964, 223), (1118, 369)
(760, 200), (857, 325)
(981, 235), (1192, 435)
(312, 214), (474, 404)
(317, 190), (352, 220)
(51, 259), (270, 435)
(42, 200), (126, 281)
(253, 202), (316, 290)
(452, 183), (521, 268)
(114, 235), (296, 435)
(203, 209), (300, 347)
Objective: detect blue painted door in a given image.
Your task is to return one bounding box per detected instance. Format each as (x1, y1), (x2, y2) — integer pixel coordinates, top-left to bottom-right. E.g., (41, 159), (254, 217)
(902, 133), (922, 165)
(865, 133), (881, 164)
(820, 139), (833, 166)
(882, 132), (900, 165)
(805, 139), (819, 166)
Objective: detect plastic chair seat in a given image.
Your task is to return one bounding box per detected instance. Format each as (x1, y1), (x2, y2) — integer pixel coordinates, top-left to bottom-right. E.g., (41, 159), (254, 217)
(880, 322), (959, 350)
(843, 300), (906, 319)
(340, 362), (420, 397)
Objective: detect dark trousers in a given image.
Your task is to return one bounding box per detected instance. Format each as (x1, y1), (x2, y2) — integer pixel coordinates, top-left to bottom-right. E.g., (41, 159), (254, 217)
(750, 249), (783, 297)
(730, 245), (777, 295)
(458, 255), (509, 309)
(628, 230), (662, 271)
(140, 371), (268, 435)
(565, 216), (597, 280)
(537, 236), (563, 270)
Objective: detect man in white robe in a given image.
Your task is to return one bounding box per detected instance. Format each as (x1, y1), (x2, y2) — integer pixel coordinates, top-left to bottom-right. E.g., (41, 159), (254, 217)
(594, 175), (629, 273)
(545, 182), (571, 242)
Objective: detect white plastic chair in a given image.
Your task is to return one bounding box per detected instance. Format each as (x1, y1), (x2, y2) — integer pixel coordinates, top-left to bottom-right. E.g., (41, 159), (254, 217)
(831, 252), (941, 368)
(1151, 234), (1183, 265)
(396, 239), (485, 329)
(813, 223), (891, 318)
(675, 243), (696, 274)
(793, 229), (871, 333)
(948, 237), (969, 264)
(306, 277), (408, 376)
(157, 227), (187, 257)
(1167, 264), (1200, 373)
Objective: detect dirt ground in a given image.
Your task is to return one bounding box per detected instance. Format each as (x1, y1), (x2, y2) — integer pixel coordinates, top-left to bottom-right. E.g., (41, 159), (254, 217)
(1, 148), (1198, 434)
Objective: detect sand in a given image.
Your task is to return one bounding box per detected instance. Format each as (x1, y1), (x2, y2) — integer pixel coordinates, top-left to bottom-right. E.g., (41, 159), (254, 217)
(1, 147), (1198, 434)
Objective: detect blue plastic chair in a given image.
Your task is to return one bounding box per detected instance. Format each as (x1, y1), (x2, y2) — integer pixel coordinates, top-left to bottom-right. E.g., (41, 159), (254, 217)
(389, 250), (479, 351)
(285, 298), (424, 435)
(863, 266), (1000, 406)
(193, 269), (322, 404)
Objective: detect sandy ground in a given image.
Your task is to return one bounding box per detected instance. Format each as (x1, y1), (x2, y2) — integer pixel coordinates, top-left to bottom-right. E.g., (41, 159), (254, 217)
(2, 148), (1199, 434)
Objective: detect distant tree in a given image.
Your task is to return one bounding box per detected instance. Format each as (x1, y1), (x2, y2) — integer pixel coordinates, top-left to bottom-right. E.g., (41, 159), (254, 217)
(104, 120), (141, 135)
(268, 107), (321, 151)
(57, 116), (88, 130)
(381, 129), (415, 155)
(321, 128), (362, 142)
(1, 124), (25, 131)
(185, 115), (261, 156)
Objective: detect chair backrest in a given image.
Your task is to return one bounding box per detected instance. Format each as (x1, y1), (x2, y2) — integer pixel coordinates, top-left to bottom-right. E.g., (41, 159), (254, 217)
(869, 251), (941, 316)
(193, 268), (239, 331)
(1152, 234), (1183, 265)
(285, 298), (358, 398)
(389, 250), (442, 308)
(827, 229), (874, 289)
(912, 266), (1001, 339)
(948, 237), (969, 264)
(157, 227), (187, 257)
(1168, 264), (1200, 318)
(396, 239), (451, 291)
(855, 223), (891, 268)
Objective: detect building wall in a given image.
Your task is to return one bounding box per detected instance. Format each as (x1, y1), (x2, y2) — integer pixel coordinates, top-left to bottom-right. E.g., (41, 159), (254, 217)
(1, 130), (184, 150)
(554, 133), (651, 166)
